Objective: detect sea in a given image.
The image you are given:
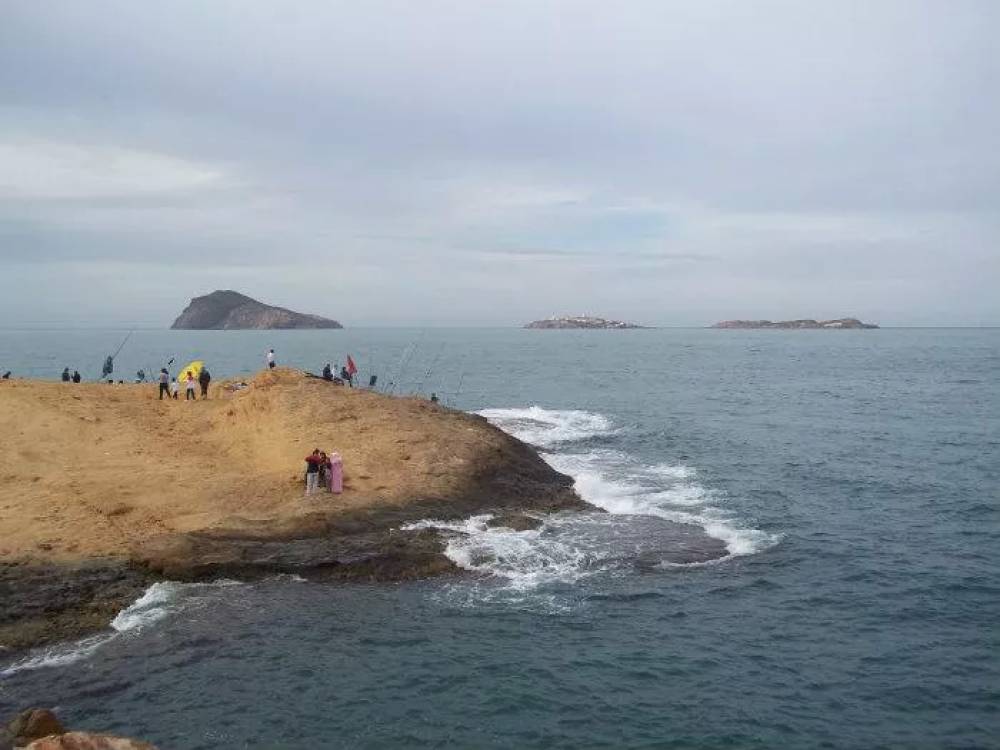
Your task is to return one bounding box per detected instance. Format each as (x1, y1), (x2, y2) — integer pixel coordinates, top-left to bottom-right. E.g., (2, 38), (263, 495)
(1, 327), (998, 749)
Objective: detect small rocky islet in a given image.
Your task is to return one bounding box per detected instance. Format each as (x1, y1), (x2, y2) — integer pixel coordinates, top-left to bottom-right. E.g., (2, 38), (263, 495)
(711, 317), (879, 329)
(524, 316), (647, 329)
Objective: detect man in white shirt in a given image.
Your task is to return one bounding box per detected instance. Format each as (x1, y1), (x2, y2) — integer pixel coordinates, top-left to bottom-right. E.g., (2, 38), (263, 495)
(266, 349), (276, 369)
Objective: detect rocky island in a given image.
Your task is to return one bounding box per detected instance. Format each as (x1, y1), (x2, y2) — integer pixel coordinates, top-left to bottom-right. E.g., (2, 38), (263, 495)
(525, 316), (647, 329)
(171, 290), (342, 329)
(711, 317), (879, 329)
(0, 370), (583, 652)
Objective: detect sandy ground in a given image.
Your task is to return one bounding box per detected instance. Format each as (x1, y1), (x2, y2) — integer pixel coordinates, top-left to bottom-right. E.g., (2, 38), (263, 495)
(0, 368), (537, 564)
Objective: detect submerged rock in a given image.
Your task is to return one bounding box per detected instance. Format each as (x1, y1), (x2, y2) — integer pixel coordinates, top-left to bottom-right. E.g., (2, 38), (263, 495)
(2, 708), (65, 749)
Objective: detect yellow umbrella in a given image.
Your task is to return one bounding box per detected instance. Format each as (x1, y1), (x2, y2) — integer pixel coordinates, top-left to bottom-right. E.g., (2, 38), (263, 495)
(178, 360), (204, 384)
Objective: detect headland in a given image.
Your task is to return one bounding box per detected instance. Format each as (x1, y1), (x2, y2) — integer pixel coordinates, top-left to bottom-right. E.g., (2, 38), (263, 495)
(0, 369), (582, 651)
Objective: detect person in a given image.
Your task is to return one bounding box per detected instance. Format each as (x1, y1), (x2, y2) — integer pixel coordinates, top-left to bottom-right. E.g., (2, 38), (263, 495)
(340, 365), (353, 387)
(184, 371), (197, 400)
(304, 449), (322, 495)
(1, 371), (10, 380)
(430, 393), (439, 403)
(169, 376), (179, 400)
(266, 349), (276, 369)
(198, 367), (211, 399)
(158, 368), (170, 400)
(322, 363), (333, 381)
(136, 369), (146, 383)
(317, 450), (330, 490)
(72, 370), (81, 383)
(62, 367), (71, 382)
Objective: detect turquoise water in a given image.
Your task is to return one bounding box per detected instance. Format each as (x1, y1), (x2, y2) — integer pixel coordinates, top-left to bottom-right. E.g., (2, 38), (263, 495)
(2, 328), (998, 748)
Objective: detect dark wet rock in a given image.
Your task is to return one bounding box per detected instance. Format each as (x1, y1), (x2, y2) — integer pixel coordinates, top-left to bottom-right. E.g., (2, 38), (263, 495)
(2, 708), (65, 749)
(486, 513), (543, 531)
(0, 563), (152, 652)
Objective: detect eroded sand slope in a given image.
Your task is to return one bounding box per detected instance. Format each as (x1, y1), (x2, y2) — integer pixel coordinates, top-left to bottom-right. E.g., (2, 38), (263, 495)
(0, 368), (578, 565)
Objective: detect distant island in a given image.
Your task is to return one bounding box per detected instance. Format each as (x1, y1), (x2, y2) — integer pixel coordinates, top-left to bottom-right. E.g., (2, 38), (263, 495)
(171, 290), (342, 329)
(525, 316), (647, 329)
(711, 318), (879, 330)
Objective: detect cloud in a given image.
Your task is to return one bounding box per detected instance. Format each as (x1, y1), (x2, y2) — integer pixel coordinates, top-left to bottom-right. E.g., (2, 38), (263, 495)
(0, 0), (997, 325)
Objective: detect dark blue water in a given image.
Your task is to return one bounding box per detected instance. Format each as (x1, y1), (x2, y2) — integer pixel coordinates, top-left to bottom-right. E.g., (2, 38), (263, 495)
(2, 328), (998, 749)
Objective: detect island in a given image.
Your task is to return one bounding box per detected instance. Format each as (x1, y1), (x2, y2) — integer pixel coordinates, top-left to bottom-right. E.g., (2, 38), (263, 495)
(171, 290), (342, 329)
(711, 318), (879, 329)
(525, 316), (647, 329)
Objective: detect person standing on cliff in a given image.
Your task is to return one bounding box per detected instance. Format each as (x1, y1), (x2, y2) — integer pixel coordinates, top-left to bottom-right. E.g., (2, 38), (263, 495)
(198, 367), (212, 399)
(304, 449), (322, 495)
(184, 371), (197, 400)
(266, 349), (276, 369)
(72, 370), (81, 383)
(158, 368), (170, 399)
(61, 367), (71, 382)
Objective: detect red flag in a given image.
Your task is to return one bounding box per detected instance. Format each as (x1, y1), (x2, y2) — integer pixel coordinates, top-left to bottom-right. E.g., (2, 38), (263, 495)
(346, 355), (357, 376)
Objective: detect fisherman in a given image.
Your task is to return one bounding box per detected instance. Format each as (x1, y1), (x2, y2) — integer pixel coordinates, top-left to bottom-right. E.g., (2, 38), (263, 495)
(198, 367), (212, 399)
(266, 349), (276, 369)
(340, 365), (353, 387)
(304, 449), (322, 495)
(136, 369), (146, 383)
(158, 368), (170, 400)
(430, 393), (439, 403)
(72, 370), (81, 383)
(322, 363), (333, 381)
(102, 355), (114, 379)
(62, 367), (71, 382)
(169, 377), (179, 399)
(184, 371), (197, 400)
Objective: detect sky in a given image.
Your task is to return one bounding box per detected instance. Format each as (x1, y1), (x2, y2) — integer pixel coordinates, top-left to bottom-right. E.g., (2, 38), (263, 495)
(1, 0), (998, 327)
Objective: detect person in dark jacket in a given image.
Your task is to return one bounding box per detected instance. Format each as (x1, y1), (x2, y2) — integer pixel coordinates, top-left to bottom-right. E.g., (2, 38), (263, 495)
(198, 368), (212, 399)
(62, 367), (71, 382)
(158, 368), (170, 400)
(71, 370), (81, 383)
(322, 363), (333, 381)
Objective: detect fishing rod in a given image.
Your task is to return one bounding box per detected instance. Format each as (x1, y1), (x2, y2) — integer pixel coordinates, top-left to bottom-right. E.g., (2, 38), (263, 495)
(389, 340), (419, 394)
(413, 344), (445, 396)
(99, 330), (133, 380)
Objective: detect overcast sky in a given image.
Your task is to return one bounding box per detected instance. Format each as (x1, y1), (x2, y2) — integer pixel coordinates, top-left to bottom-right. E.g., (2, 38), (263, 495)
(1, 1), (998, 326)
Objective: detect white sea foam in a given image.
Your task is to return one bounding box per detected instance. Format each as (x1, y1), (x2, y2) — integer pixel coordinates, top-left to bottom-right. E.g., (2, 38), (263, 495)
(546, 450), (778, 558)
(0, 633), (116, 677)
(476, 406), (614, 447)
(404, 515), (597, 590)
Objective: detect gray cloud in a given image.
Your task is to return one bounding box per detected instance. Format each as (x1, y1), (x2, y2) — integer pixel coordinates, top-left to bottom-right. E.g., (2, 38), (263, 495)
(0, 0), (998, 325)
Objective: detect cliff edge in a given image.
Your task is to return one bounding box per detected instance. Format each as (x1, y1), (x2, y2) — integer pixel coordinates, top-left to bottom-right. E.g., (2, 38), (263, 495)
(171, 290), (342, 329)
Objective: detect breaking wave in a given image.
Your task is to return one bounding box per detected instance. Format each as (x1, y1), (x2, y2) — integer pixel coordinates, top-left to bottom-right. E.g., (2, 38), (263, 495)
(1, 580), (242, 677)
(412, 406), (780, 593)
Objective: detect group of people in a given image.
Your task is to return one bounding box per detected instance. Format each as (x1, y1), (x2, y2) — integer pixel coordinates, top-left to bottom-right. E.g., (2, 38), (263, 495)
(61, 367), (82, 383)
(304, 448), (341, 495)
(158, 367), (211, 400)
(320, 362), (355, 387)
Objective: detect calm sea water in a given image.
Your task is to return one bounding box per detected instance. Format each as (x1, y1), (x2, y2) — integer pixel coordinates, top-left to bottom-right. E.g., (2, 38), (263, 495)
(1, 328), (998, 749)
